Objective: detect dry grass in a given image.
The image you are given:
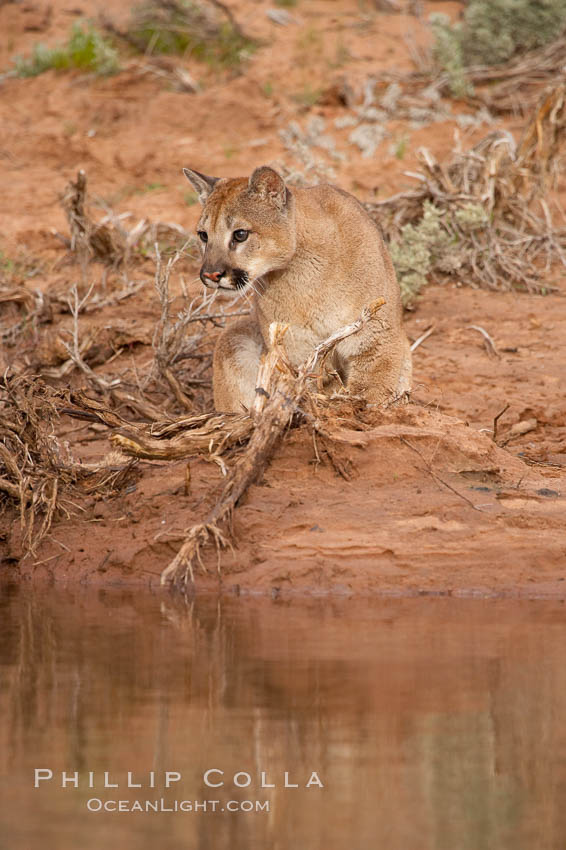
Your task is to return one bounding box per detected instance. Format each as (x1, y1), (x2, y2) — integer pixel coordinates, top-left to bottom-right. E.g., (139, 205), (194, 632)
(382, 31), (566, 115)
(465, 36), (566, 114)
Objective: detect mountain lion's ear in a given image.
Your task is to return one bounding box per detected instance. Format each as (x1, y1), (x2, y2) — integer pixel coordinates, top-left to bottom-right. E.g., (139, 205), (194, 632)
(182, 168), (219, 204)
(248, 166), (287, 210)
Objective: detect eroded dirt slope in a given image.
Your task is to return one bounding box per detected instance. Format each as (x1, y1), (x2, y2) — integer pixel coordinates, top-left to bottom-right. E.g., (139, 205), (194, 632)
(1, 0), (565, 595)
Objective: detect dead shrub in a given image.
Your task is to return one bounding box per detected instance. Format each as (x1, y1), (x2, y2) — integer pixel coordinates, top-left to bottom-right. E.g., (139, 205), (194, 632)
(366, 85), (566, 299)
(0, 376), (137, 558)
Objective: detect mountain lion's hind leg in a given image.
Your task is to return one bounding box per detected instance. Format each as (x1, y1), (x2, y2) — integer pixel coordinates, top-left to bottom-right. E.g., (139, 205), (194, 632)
(345, 338), (411, 407)
(213, 317), (265, 413)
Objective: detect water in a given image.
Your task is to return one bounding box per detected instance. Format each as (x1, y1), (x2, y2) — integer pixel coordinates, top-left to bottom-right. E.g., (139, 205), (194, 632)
(1, 582), (565, 849)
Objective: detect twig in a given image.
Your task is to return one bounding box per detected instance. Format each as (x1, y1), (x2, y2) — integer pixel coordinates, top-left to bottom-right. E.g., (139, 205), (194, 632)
(492, 403), (510, 444)
(410, 324), (435, 352)
(400, 436), (483, 511)
(60, 284), (120, 391)
(61, 169), (126, 267)
(150, 242), (225, 410)
(151, 242), (194, 410)
(466, 324), (499, 357)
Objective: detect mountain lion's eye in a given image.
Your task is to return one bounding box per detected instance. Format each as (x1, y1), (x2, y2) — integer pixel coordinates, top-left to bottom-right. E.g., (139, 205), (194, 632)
(197, 231), (208, 243)
(233, 229), (249, 243)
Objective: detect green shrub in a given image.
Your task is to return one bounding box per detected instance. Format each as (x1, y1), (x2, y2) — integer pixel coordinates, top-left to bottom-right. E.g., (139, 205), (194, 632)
(431, 0), (566, 95)
(430, 13), (473, 98)
(461, 0), (566, 65)
(390, 201), (489, 304)
(128, 0), (255, 69)
(14, 22), (120, 77)
(391, 202), (450, 303)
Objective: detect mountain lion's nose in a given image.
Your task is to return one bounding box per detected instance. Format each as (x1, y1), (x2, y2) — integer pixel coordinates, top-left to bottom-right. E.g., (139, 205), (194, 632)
(201, 269), (225, 284)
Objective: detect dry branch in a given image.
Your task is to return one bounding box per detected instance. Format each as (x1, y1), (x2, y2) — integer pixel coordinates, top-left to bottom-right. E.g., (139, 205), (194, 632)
(62, 300), (385, 470)
(410, 324), (435, 352)
(373, 35), (566, 115)
(54, 185), (246, 417)
(57, 279), (249, 425)
(400, 436), (483, 512)
(60, 169), (194, 276)
(111, 414), (252, 459)
(466, 324), (499, 357)
(492, 403), (510, 444)
(461, 37), (566, 115)
(60, 283), (120, 391)
(0, 285), (51, 343)
(63, 387), (252, 457)
(151, 243), (194, 411)
(0, 376), (137, 557)
(61, 170), (127, 267)
(160, 298), (386, 589)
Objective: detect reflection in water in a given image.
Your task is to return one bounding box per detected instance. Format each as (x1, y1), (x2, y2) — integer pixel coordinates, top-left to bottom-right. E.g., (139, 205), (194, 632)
(0, 582), (564, 848)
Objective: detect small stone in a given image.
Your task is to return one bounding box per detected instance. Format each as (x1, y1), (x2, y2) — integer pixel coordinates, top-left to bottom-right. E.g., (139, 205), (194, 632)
(509, 418), (537, 437)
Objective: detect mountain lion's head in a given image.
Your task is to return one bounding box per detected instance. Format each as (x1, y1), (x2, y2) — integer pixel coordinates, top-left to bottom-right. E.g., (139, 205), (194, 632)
(183, 166), (296, 294)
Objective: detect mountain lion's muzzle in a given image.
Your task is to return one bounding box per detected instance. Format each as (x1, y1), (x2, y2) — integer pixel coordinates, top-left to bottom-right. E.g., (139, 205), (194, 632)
(200, 266), (251, 291)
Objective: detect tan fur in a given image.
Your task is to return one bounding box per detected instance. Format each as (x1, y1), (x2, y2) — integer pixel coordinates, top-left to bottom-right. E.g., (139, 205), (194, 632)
(184, 166), (412, 413)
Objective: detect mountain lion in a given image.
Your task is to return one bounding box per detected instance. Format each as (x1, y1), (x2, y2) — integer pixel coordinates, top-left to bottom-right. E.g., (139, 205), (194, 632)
(183, 165), (412, 412)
